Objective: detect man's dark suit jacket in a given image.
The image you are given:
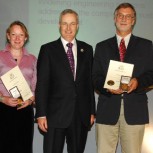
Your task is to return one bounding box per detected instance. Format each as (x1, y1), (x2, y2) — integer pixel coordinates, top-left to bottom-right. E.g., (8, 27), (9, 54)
(93, 35), (153, 125)
(35, 38), (95, 129)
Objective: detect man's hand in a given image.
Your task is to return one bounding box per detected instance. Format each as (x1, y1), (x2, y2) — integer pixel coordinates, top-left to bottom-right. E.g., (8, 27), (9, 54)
(90, 114), (95, 126)
(127, 78), (138, 93)
(37, 117), (48, 132)
(108, 88), (123, 95)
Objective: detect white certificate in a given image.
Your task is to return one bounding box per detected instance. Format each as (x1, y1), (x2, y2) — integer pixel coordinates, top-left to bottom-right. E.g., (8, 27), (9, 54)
(0, 66), (33, 101)
(104, 60), (134, 90)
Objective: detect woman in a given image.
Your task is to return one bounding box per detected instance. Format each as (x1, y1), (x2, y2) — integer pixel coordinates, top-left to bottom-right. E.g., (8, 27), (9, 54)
(0, 21), (37, 153)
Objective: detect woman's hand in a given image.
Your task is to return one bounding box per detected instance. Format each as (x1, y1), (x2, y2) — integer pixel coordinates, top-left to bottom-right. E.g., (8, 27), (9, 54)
(2, 96), (18, 107)
(17, 99), (33, 110)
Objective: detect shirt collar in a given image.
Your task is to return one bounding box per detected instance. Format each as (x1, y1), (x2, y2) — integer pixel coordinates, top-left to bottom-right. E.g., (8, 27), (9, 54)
(116, 33), (131, 48)
(61, 37), (76, 48)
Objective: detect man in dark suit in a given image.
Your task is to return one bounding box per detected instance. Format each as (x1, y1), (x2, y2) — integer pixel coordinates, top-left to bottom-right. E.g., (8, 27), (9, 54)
(35, 9), (95, 153)
(92, 3), (153, 153)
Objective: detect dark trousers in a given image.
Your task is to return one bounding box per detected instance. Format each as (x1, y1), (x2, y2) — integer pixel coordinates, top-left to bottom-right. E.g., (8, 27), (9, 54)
(0, 104), (34, 153)
(43, 114), (88, 153)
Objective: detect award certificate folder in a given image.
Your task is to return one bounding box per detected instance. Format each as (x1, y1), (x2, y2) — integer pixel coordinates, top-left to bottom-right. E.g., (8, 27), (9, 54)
(0, 66), (33, 101)
(104, 60), (134, 90)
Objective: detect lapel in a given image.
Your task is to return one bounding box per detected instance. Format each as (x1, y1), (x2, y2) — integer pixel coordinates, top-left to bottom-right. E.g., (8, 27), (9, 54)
(124, 34), (137, 62)
(75, 40), (85, 81)
(108, 36), (120, 61)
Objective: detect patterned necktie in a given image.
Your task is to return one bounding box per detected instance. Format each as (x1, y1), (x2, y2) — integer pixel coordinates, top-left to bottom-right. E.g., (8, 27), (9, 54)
(119, 38), (126, 62)
(66, 43), (75, 76)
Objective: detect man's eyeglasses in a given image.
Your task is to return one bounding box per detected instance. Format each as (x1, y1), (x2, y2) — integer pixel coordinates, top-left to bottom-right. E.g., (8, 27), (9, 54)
(116, 13), (134, 20)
